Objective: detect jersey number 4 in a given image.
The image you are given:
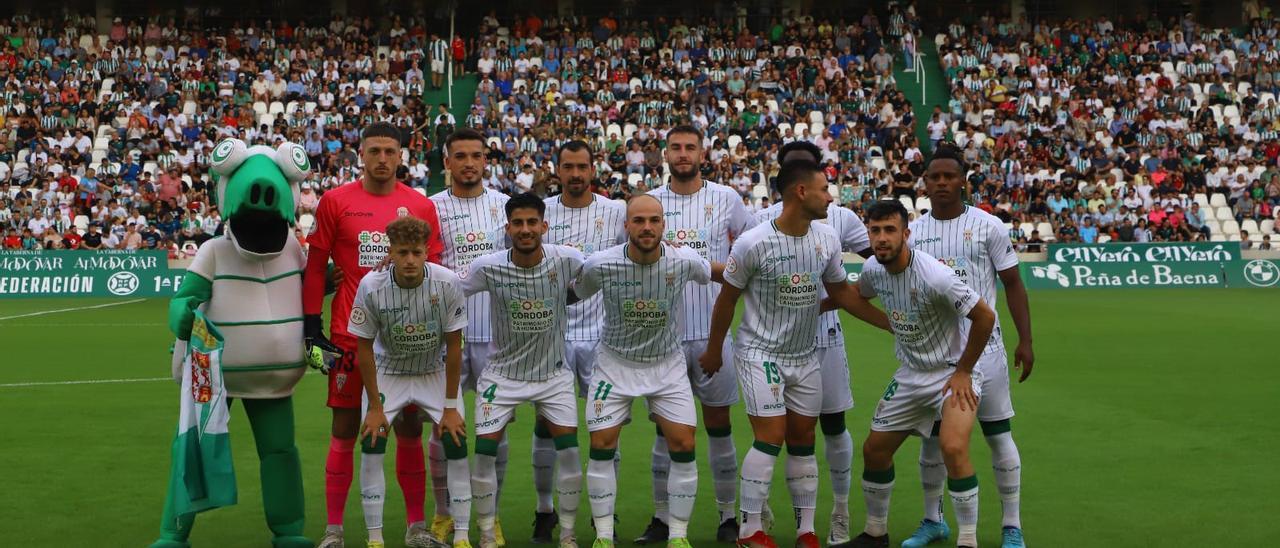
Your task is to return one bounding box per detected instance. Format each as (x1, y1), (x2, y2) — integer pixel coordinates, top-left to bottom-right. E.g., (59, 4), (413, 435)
(481, 383), (497, 403)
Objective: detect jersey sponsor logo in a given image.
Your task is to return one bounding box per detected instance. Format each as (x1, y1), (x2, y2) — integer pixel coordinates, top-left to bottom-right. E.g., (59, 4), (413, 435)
(775, 272), (818, 308)
(350, 306), (367, 325)
(665, 228), (711, 259)
(357, 231), (390, 267)
(763, 254), (796, 266)
(507, 298), (555, 332)
(452, 230), (500, 267)
(606, 280), (643, 287)
(914, 236), (942, 244)
(621, 298), (670, 328)
(937, 256), (971, 280)
(343, 211), (374, 217)
(390, 321), (441, 351)
(442, 212), (472, 222)
(888, 308), (925, 343)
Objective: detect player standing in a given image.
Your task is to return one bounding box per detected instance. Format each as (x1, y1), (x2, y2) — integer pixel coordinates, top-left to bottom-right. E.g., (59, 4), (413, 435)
(643, 125), (758, 543)
(701, 161), (890, 548)
(903, 147), (1034, 548)
(533, 140), (627, 542)
(348, 217), (472, 548)
(846, 200), (997, 548)
(429, 128), (511, 542)
(462, 193), (585, 548)
(755, 142), (873, 546)
(304, 122), (445, 548)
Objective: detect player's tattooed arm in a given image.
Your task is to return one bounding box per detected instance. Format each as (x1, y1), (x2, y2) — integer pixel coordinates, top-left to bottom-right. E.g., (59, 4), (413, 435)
(824, 280), (891, 332)
(356, 337), (389, 442)
(997, 266), (1035, 382)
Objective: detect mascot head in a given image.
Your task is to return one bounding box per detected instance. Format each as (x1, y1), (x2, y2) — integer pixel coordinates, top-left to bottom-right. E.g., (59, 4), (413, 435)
(209, 138), (310, 260)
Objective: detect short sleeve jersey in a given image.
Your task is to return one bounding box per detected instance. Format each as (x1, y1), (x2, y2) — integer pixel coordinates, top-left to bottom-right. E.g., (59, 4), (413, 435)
(858, 248), (981, 371)
(543, 194), (627, 341)
(723, 221), (846, 366)
(650, 181), (758, 340)
(755, 201), (870, 347)
(575, 243), (711, 363)
(346, 264), (467, 375)
(909, 206), (1017, 353)
(429, 188), (509, 342)
(308, 180), (445, 338)
(461, 245), (585, 381)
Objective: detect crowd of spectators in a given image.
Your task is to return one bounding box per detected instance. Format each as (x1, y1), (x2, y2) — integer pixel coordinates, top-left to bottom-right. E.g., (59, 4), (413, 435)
(4, 6), (1280, 256)
(929, 11), (1280, 249)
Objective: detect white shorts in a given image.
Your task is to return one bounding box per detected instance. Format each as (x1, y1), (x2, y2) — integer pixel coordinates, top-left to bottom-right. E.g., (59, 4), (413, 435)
(870, 366), (984, 437)
(682, 337), (739, 407)
(473, 369), (578, 435)
(586, 350), (697, 432)
(565, 339), (600, 396)
(430, 59), (446, 73)
(735, 352), (822, 418)
(362, 369), (463, 426)
(976, 349), (1015, 423)
(460, 340), (493, 392)
(817, 344), (854, 414)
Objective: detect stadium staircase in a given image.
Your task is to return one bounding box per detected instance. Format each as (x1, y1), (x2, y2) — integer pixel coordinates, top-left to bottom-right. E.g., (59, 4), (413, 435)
(893, 35), (951, 155)
(422, 74), (480, 193)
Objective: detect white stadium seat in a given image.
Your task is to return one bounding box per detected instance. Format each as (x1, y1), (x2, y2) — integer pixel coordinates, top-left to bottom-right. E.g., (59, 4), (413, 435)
(1209, 194), (1228, 208)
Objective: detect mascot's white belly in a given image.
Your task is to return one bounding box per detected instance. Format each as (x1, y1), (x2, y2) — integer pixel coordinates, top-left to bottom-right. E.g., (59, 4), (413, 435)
(186, 235), (307, 398)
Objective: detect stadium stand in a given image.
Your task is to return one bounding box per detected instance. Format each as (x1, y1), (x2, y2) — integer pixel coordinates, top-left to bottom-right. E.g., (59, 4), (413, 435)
(2, 8), (1279, 258)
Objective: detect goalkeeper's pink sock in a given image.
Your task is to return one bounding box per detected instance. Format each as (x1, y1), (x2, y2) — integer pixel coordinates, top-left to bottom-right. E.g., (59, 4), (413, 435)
(396, 435), (427, 524)
(326, 436), (356, 526)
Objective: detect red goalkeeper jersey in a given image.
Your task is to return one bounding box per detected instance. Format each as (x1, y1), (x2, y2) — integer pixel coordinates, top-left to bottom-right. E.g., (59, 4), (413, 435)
(303, 180), (444, 338)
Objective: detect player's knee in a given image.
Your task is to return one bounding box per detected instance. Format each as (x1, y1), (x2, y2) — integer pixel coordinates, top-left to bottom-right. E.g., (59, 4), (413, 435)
(819, 412), (846, 436)
(664, 429), (697, 453)
(938, 436), (970, 462)
(331, 410), (360, 439)
(862, 443), (892, 469)
(701, 405), (731, 427)
(784, 429), (816, 447)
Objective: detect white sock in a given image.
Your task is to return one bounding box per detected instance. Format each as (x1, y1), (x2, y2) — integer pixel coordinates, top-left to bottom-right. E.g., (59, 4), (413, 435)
(494, 436), (509, 507)
(919, 435), (946, 523)
(532, 431), (557, 513)
(708, 431), (739, 522)
(447, 455), (472, 541)
(738, 444), (778, 537)
(428, 434), (450, 518)
(667, 457), (698, 539)
(986, 431), (1022, 528)
(650, 433), (671, 522)
(586, 452), (616, 540)
(360, 450), (386, 532)
(949, 477), (979, 545)
(556, 445), (582, 539)
(824, 431), (853, 514)
(786, 452), (819, 534)
(368, 526), (383, 543)
(861, 469), (895, 537)
(471, 452), (498, 521)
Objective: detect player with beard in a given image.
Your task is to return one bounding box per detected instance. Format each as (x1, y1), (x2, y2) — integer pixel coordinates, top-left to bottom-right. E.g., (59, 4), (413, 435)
(306, 122), (446, 548)
(427, 128), (511, 544)
(702, 160), (889, 548)
(643, 126), (758, 543)
(575, 195), (726, 548)
(755, 141), (873, 546)
(531, 140), (627, 543)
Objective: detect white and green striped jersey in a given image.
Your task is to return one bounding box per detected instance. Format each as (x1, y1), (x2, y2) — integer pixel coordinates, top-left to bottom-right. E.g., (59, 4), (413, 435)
(430, 188), (509, 342)
(723, 221), (846, 366)
(575, 243), (711, 363)
(462, 245), (586, 381)
(858, 248), (981, 371)
(544, 194), (627, 341)
(650, 181), (758, 341)
(755, 202), (870, 348)
(347, 265), (468, 375)
(909, 206), (1017, 354)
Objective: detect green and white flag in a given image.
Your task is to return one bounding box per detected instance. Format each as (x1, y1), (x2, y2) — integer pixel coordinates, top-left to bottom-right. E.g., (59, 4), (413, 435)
(166, 310), (237, 517)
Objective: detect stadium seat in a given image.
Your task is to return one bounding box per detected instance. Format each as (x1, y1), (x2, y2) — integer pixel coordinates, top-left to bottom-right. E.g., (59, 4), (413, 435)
(297, 214), (315, 234)
(752, 184), (768, 200)
(253, 101), (268, 115)
(269, 101), (285, 116)
(777, 122), (792, 135)
(93, 136), (110, 151)
(1209, 194), (1228, 208)
(357, 79), (371, 92)
(794, 123), (808, 137)
(811, 124), (825, 137)
(1193, 193), (1209, 207)
(1228, 232), (1242, 242)
(73, 215), (89, 232)
(915, 197), (932, 212)
(1250, 232), (1264, 242)
(91, 150), (107, 164)
(1222, 219), (1241, 236)
(1098, 234), (1112, 243)
(898, 195), (915, 211)
(1241, 219), (1260, 235)
(1205, 220), (1221, 234)
(143, 162), (158, 176)
(627, 173), (643, 187)
(259, 114), (275, 127)
(97, 124), (114, 138)
(304, 102), (317, 114)
(808, 110), (824, 125)
(1019, 222), (1036, 237)
(1215, 206), (1234, 221)
(727, 135), (742, 149)
(1260, 219), (1275, 235)
(1036, 222), (1055, 240)
(1210, 234), (1227, 242)
(766, 99), (779, 113)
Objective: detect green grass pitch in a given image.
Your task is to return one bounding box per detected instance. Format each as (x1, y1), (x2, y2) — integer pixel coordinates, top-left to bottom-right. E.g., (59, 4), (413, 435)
(1, 289), (1276, 546)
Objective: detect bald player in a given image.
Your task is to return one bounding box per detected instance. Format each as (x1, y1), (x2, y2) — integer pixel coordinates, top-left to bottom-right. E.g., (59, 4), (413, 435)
(575, 194), (725, 548)
(755, 141), (873, 546)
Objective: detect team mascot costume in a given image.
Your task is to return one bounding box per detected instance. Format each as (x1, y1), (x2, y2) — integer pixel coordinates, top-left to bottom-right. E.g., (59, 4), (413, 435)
(151, 138), (315, 548)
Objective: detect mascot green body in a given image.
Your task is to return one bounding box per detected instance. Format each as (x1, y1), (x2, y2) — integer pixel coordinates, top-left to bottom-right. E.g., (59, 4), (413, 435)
(152, 139), (315, 548)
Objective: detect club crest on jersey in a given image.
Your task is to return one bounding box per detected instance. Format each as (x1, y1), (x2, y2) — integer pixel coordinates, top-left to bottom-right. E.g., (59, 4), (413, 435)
(594, 216), (604, 232)
(397, 206), (409, 218)
(770, 384), (781, 401)
(430, 294), (440, 307)
(594, 399), (604, 416)
(548, 269), (558, 284)
(490, 206), (500, 222)
(910, 288), (920, 304)
(963, 229), (973, 243)
(704, 204), (715, 221)
(665, 270), (677, 287)
(481, 402), (493, 419)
